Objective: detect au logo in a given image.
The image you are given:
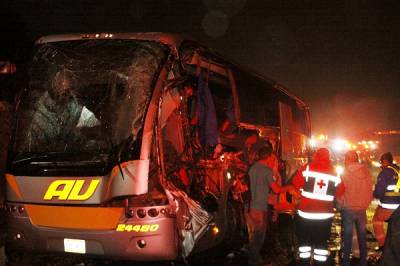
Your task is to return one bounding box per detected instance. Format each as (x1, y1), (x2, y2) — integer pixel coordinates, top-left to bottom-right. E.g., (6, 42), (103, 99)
(43, 179), (100, 200)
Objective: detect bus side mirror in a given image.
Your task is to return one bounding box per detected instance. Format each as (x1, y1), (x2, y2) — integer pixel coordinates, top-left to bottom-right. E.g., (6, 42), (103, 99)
(0, 61), (16, 74)
(0, 61), (27, 103)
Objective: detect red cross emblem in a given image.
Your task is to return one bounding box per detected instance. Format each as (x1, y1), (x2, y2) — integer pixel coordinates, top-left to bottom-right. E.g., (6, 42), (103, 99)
(317, 179), (326, 189)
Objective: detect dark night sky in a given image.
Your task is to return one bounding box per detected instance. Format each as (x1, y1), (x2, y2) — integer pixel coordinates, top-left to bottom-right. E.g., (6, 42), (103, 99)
(2, 0), (400, 138)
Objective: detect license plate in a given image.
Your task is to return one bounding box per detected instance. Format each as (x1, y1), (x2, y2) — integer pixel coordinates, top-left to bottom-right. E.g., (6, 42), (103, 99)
(64, 238), (86, 254)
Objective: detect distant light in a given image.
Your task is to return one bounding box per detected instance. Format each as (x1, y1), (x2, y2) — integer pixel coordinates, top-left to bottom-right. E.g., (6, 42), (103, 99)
(95, 34), (100, 38)
(212, 225), (220, 235)
(371, 161), (381, 168)
(109, 34), (113, 37)
(332, 139), (349, 152)
(0, 61), (16, 74)
(309, 138), (317, 148)
(318, 134), (328, 141)
(335, 165), (344, 176)
(370, 143), (377, 150)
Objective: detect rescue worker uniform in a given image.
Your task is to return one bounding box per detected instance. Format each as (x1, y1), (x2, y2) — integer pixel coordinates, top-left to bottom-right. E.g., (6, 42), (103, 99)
(292, 148), (344, 265)
(372, 163), (400, 248)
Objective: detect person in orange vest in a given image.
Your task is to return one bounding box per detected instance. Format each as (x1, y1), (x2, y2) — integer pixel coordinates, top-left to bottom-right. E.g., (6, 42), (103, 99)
(292, 148), (344, 265)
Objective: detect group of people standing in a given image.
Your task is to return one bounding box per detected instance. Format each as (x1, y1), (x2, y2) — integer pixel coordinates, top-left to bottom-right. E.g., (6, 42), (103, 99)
(245, 145), (400, 266)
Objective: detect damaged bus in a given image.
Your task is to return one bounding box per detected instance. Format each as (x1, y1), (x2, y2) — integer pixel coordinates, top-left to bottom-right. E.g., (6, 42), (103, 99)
(4, 33), (310, 263)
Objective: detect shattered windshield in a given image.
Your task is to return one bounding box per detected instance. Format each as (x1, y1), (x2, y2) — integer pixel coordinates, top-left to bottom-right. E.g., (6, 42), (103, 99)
(12, 39), (169, 165)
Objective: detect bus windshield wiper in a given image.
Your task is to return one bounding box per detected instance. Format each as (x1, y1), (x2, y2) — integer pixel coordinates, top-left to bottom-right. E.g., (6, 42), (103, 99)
(12, 151), (107, 166)
(108, 136), (125, 180)
(12, 153), (52, 165)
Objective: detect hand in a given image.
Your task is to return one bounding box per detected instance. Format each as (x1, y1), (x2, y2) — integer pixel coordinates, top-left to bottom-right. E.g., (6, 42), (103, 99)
(288, 188), (300, 198)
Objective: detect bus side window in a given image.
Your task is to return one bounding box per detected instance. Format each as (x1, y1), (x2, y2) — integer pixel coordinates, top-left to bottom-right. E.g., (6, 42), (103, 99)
(232, 68), (279, 127)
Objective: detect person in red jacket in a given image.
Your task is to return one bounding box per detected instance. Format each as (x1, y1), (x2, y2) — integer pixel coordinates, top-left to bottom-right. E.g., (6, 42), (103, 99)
(292, 148), (344, 265)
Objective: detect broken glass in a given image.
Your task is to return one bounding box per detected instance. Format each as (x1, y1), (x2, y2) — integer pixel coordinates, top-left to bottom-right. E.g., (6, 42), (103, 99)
(12, 39), (169, 169)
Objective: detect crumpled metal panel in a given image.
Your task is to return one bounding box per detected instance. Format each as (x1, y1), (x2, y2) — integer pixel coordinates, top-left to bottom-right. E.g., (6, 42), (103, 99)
(164, 184), (213, 258)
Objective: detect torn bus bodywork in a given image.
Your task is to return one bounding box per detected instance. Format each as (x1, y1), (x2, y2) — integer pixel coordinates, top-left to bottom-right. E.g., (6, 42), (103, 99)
(5, 33), (310, 262)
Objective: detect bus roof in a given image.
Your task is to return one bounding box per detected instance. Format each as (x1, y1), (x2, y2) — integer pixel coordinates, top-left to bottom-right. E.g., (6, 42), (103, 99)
(35, 32), (185, 55)
(35, 32), (308, 109)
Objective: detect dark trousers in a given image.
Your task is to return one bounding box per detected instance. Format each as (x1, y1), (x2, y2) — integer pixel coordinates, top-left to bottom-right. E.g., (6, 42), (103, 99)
(246, 208), (267, 266)
(296, 215), (333, 265)
(341, 209), (367, 266)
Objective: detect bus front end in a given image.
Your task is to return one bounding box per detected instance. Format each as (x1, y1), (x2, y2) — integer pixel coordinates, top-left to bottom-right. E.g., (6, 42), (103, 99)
(5, 36), (179, 261)
(5, 173), (178, 261)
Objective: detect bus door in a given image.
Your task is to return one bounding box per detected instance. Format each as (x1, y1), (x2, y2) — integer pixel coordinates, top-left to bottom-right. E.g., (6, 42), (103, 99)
(279, 101), (309, 179)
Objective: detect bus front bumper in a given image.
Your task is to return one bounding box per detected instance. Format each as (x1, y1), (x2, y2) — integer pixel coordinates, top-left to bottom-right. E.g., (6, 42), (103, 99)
(6, 211), (179, 261)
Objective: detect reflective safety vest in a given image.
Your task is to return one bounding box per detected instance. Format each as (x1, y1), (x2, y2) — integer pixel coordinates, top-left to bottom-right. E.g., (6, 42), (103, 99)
(380, 166), (400, 210)
(298, 210), (334, 219)
(300, 165), (341, 202)
(298, 246), (329, 262)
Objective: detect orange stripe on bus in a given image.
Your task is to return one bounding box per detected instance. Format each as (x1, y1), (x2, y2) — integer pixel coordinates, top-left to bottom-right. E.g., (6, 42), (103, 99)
(5, 174), (23, 199)
(25, 205), (124, 230)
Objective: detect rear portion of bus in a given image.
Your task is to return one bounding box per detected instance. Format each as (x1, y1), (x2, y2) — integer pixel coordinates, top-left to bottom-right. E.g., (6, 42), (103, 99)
(5, 34), (179, 261)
